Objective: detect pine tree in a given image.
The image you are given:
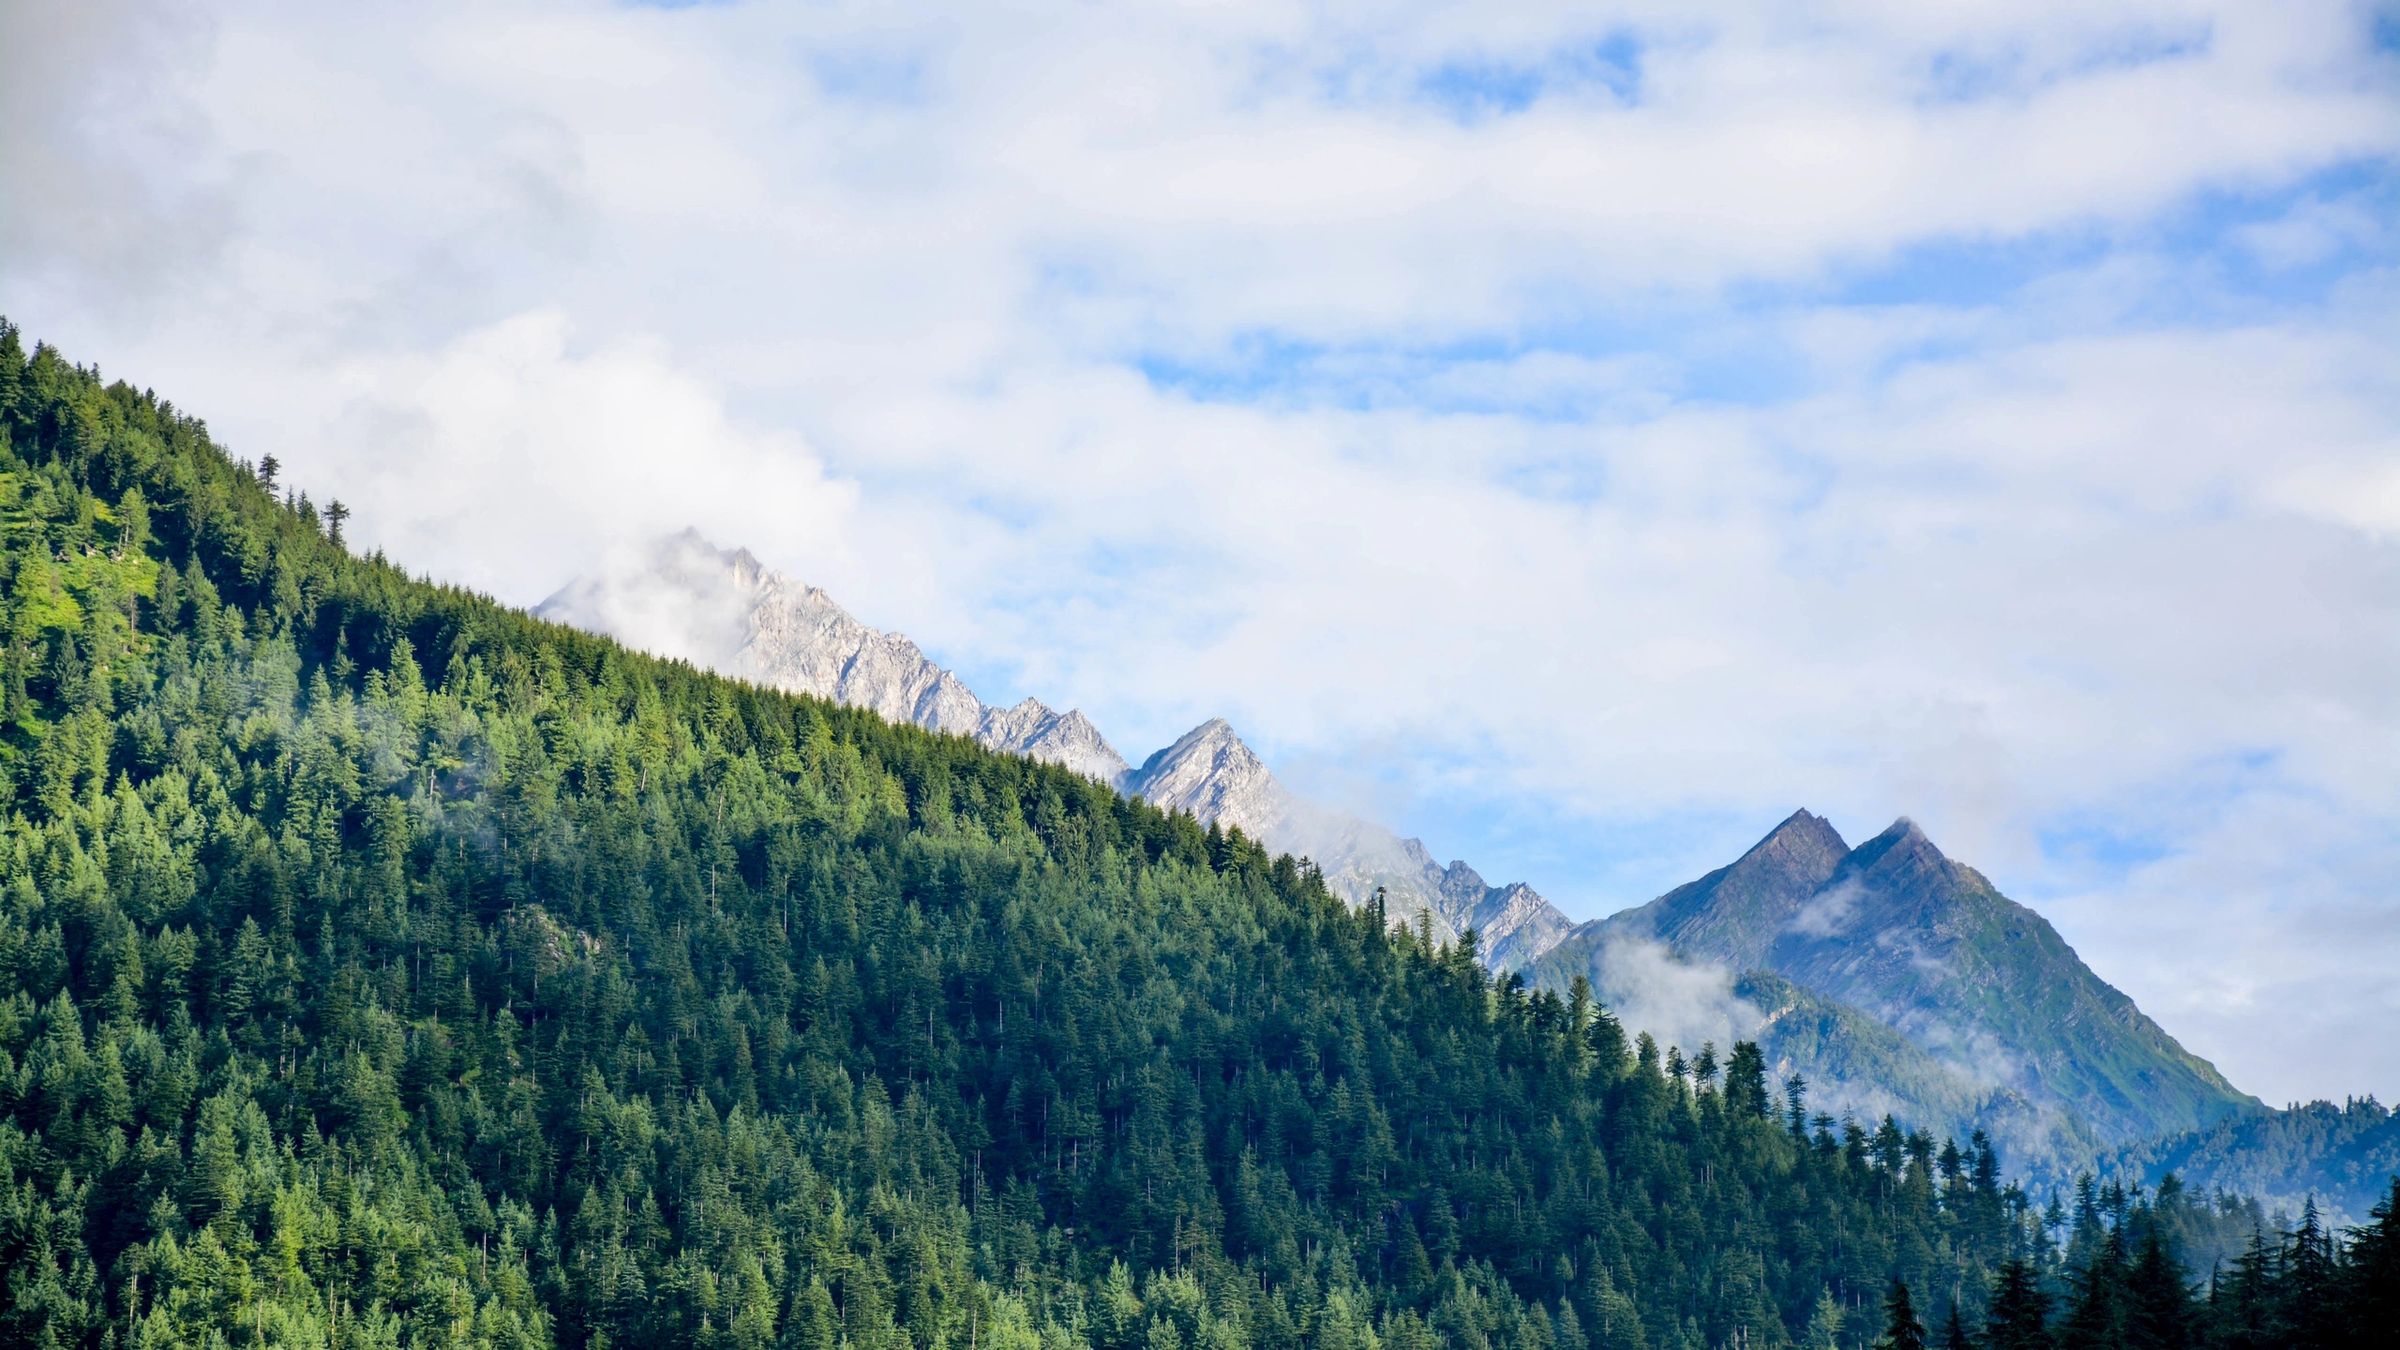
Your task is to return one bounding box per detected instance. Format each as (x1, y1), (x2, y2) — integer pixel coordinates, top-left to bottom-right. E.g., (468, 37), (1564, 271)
(2278, 1199), (2337, 1350)
(1982, 1258), (2052, 1350)
(1802, 1287), (1844, 1350)
(2209, 1228), (2281, 1350)
(1878, 1279), (1930, 1350)
(2338, 1179), (2400, 1349)
(2123, 1226), (2194, 1350)
(2058, 1228), (2129, 1350)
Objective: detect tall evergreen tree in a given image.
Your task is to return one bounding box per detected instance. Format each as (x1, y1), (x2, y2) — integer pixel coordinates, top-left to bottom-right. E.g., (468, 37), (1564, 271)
(1941, 1304), (1976, 1350)
(2058, 1229), (2129, 1350)
(1982, 1260), (2053, 1350)
(2338, 1180), (2400, 1349)
(1878, 1280), (1930, 1350)
(2208, 1229), (2282, 1350)
(2277, 1200), (2338, 1350)
(2123, 1227), (2194, 1350)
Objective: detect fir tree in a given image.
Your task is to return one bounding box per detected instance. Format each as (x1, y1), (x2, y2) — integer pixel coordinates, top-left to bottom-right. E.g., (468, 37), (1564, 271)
(1982, 1258), (2053, 1350)
(2338, 1179), (2400, 1348)
(1878, 1279), (1930, 1350)
(1941, 1304), (1975, 1350)
(2057, 1229), (2129, 1350)
(2123, 1226), (2194, 1350)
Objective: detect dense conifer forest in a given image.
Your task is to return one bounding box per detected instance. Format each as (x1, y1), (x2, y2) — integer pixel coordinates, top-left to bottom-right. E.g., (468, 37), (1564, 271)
(0, 318), (2390, 1346)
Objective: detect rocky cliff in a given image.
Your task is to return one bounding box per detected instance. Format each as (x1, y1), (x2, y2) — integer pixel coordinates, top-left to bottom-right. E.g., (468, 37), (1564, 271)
(537, 530), (1128, 782)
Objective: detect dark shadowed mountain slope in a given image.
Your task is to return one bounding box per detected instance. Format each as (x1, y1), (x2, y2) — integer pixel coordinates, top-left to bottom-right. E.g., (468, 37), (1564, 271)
(1589, 808), (1851, 970)
(1537, 812), (2256, 1164)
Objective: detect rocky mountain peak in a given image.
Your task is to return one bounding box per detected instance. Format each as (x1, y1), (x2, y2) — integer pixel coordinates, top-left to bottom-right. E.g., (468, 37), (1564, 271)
(1747, 808), (1851, 874)
(538, 530), (1130, 783)
(1125, 719), (1283, 838)
(1842, 817), (1955, 892)
(1538, 806), (2255, 1167)
(543, 530), (1577, 967)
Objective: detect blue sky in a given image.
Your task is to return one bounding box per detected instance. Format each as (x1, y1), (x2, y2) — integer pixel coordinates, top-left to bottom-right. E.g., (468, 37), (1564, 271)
(2, 0), (2395, 1105)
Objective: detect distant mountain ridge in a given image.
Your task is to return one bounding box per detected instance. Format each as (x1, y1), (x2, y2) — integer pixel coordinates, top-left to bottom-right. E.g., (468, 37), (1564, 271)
(543, 529), (2266, 1172)
(538, 530), (1579, 963)
(1118, 718), (1574, 966)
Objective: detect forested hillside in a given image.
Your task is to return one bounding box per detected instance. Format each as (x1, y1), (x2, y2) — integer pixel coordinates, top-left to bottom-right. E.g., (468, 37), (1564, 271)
(2102, 1098), (2400, 1229)
(0, 320), (2390, 1348)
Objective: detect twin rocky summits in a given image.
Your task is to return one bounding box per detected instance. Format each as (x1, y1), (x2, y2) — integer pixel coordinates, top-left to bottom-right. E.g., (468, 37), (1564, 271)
(541, 529), (2258, 1178)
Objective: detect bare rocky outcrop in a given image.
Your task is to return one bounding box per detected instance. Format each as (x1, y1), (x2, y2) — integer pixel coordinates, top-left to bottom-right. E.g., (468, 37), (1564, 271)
(539, 529), (1577, 964)
(538, 530), (1129, 783)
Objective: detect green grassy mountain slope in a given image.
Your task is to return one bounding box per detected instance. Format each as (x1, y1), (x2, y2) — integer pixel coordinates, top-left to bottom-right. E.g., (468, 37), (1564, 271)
(0, 325), (2066, 1349)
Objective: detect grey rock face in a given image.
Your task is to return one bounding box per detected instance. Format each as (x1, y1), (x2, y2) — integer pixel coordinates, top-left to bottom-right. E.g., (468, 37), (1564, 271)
(1118, 720), (1578, 963)
(537, 530), (1129, 783)
(1123, 719), (1285, 836)
(1437, 864), (1577, 969)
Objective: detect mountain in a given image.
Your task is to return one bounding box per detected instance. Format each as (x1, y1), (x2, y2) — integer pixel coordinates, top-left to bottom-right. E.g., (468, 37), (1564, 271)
(0, 315), (2150, 1350)
(1536, 810), (2258, 1164)
(538, 529), (1129, 782)
(543, 535), (2264, 1169)
(1119, 718), (1573, 965)
(543, 530), (1578, 964)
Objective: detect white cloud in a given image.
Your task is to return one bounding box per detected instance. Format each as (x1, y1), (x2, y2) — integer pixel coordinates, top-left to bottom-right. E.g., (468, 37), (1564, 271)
(1789, 879), (1867, 939)
(317, 313), (862, 606)
(1, 0), (2394, 1102)
(1593, 939), (1767, 1060)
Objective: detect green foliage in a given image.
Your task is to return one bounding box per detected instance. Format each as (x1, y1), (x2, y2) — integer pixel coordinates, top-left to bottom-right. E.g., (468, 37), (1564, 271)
(0, 318), (2386, 1350)
(2099, 1096), (2399, 1229)
(1875, 1279), (1927, 1350)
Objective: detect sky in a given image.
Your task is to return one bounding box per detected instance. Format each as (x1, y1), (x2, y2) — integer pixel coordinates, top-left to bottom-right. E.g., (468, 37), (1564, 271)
(2, 0), (2395, 1106)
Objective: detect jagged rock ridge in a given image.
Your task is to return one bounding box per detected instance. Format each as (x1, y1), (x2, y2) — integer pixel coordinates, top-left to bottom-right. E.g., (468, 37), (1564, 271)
(539, 530), (1578, 964)
(539, 531), (1129, 783)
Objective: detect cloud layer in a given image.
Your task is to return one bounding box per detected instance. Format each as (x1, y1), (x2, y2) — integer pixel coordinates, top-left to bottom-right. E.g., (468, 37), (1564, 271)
(3, 0), (2395, 1105)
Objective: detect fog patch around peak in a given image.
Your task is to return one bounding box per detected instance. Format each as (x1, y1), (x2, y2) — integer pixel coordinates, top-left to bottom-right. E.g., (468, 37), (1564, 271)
(1593, 937), (1766, 1061)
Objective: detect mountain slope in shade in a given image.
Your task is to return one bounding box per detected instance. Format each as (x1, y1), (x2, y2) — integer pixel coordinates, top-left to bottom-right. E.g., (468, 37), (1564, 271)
(1601, 808), (1852, 968)
(1733, 970), (2094, 1163)
(1537, 811), (2258, 1161)
(1764, 818), (2253, 1149)
(538, 530), (1128, 782)
(542, 531), (1578, 964)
